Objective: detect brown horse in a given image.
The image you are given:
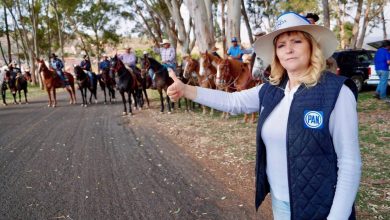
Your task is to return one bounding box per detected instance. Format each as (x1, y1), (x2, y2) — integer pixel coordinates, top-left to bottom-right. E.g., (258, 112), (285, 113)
(36, 59), (76, 107)
(217, 57), (257, 123)
(198, 51), (223, 115)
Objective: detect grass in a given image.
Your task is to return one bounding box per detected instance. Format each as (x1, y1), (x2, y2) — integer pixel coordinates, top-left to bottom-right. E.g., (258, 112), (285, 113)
(3, 84), (46, 104)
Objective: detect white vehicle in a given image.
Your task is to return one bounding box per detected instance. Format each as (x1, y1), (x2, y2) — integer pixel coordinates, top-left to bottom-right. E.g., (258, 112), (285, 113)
(366, 65), (390, 86)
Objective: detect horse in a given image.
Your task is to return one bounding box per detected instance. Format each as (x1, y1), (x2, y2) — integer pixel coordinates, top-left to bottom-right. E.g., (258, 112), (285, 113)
(216, 57), (257, 123)
(14, 69), (29, 104)
(181, 57), (201, 111)
(140, 55), (173, 113)
(110, 55), (142, 115)
(74, 65), (98, 107)
(98, 68), (116, 104)
(198, 51), (223, 115)
(138, 63), (152, 108)
(36, 59), (76, 107)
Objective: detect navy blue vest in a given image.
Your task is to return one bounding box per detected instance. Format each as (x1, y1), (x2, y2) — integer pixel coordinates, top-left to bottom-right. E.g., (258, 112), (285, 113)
(255, 72), (357, 219)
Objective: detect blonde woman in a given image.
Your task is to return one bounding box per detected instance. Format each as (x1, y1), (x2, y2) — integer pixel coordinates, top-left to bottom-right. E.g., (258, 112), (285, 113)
(167, 12), (361, 220)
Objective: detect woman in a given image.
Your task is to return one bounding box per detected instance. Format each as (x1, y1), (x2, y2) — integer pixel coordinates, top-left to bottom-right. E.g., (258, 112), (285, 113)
(167, 12), (361, 220)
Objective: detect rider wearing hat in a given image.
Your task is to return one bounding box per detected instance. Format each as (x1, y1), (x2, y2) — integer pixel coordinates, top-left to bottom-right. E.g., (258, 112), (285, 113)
(98, 54), (110, 73)
(80, 54), (95, 88)
(50, 53), (68, 87)
(150, 39), (177, 87)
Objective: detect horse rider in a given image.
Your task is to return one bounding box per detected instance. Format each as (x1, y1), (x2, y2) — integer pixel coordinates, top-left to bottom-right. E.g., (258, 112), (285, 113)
(98, 54), (110, 74)
(210, 46), (221, 58)
(80, 54), (95, 87)
(250, 29), (268, 82)
(153, 39), (177, 72)
(50, 53), (69, 87)
(227, 37), (251, 62)
(8, 61), (21, 76)
(118, 47), (137, 73)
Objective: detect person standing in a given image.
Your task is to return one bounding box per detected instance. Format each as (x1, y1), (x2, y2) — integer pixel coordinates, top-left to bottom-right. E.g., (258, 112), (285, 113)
(166, 12), (361, 219)
(373, 42), (390, 101)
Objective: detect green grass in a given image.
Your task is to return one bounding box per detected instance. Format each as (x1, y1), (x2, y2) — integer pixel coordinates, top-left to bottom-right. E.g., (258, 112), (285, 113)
(3, 84), (46, 104)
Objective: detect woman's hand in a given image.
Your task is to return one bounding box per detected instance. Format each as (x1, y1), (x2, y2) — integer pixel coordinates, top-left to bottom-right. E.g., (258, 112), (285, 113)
(167, 68), (185, 102)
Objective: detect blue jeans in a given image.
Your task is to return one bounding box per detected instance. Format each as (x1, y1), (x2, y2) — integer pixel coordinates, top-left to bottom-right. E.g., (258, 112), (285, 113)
(376, 70), (389, 99)
(271, 193), (291, 220)
(162, 63), (176, 71)
(56, 70), (69, 86)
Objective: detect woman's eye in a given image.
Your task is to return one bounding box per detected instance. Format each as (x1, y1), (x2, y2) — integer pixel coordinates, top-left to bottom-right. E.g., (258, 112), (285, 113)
(294, 40), (302, 44)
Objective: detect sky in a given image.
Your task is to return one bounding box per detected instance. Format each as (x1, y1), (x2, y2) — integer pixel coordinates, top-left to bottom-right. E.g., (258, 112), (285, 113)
(124, 2), (390, 50)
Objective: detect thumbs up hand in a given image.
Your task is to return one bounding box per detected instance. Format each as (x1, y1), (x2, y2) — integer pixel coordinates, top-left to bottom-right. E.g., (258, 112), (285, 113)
(167, 68), (185, 102)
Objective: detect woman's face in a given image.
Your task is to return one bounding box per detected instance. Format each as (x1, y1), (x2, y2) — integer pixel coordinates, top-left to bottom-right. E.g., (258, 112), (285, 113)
(275, 31), (311, 75)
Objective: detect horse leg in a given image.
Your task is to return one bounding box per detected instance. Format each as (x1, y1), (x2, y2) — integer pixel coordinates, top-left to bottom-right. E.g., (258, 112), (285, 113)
(46, 88), (51, 107)
(132, 90), (138, 110)
(53, 88), (57, 107)
(243, 113), (249, 123)
(24, 88), (28, 104)
(18, 90), (22, 104)
(12, 92), (17, 104)
(120, 91), (127, 115)
(102, 85), (107, 104)
(143, 88), (150, 108)
(128, 91), (133, 115)
(158, 89), (164, 113)
(1, 88), (7, 106)
(251, 112), (257, 124)
(166, 89), (172, 114)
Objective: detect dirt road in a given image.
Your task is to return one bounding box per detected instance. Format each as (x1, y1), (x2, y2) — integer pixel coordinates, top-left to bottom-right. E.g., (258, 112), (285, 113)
(0, 91), (269, 219)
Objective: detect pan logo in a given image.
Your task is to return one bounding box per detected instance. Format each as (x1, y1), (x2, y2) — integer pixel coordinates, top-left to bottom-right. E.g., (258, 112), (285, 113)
(304, 110), (323, 129)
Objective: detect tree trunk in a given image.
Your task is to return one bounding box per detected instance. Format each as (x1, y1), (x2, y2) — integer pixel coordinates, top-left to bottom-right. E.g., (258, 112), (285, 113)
(356, 0), (372, 48)
(165, 0), (190, 53)
(221, 0), (226, 57)
(226, 0), (241, 48)
(4, 6), (11, 64)
(135, 4), (160, 45)
(241, 0), (253, 44)
(28, 0), (37, 84)
(322, 0), (330, 29)
(381, 9), (387, 39)
(350, 0), (363, 49)
(184, 0), (215, 52)
(0, 42), (8, 65)
(52, 0), (65, 63)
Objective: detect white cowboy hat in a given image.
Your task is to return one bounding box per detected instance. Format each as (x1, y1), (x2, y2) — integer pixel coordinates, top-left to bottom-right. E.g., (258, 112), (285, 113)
(143, 51), (148, 55)
(160, 39), (170, 45)
(253, 12), (338, 66)
(253, 28), (266, 36)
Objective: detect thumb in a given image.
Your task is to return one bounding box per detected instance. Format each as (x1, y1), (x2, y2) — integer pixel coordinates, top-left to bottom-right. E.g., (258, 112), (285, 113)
(168, 68), (180, 82)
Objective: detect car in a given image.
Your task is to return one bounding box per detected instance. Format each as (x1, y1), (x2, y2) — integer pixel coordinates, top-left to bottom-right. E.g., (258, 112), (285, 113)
(332, 49), (375, 92)
(366, 65), (390, 86)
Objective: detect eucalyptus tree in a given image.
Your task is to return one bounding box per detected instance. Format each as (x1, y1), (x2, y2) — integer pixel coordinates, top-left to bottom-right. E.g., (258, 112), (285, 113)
(72, 0), (120, 64)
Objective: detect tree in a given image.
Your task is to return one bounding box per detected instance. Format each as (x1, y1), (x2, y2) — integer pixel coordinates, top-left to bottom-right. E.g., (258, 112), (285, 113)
(184, 0), (215, 52)
(226, 0), (241, 47)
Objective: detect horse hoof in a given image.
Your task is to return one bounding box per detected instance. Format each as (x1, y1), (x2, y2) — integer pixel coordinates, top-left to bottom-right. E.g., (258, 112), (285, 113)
(95, 100), (98, 104)
(122, 112), (127, 116)
(160, 111), (164, 114)
(84, 105), (88, 108)
(167, 111), (172, 114)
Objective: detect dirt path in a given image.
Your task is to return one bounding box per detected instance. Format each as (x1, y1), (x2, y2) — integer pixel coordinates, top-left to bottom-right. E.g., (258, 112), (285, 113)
(0, 90), (271, 219)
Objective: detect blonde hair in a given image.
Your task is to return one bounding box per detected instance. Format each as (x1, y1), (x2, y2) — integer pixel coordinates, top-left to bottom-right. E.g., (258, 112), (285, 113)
(269, 31), (325, 87)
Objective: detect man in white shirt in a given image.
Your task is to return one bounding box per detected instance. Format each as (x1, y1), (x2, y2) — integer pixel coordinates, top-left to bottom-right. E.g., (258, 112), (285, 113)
(118, 47), (137, 71)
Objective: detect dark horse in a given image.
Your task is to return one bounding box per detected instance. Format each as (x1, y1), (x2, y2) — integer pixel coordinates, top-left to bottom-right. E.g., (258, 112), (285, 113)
(140, 55), (173, 113)
(98, 68), (116, 104)
(74, 65), (98, 107)
(2, 68), (29, 105)
(110, 55), (142, 115)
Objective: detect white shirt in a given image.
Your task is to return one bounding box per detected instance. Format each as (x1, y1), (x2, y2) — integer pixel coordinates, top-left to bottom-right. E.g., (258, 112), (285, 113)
(194, 83), (361, 220)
